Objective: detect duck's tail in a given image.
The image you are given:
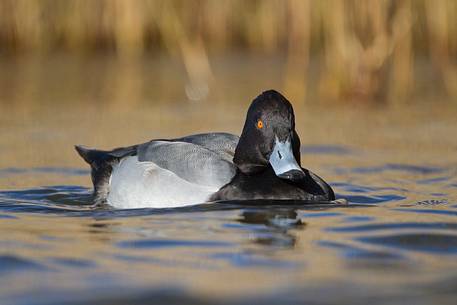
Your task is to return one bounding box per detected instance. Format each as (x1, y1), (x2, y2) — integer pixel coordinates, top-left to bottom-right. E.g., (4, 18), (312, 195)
(75, 145), (120, 204)
(75, 145), (99, 165)
(76, 144), (140, 204)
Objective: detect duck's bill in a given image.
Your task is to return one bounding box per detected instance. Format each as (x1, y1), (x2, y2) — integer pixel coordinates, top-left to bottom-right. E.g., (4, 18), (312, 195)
(269, 137), (305, 182)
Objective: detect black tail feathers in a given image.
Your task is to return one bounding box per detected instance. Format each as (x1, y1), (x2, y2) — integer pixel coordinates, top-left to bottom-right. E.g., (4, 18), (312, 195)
(75, 145), (118, 203)
(74, 145), (116, 169)
(75, 144), (138, 203)
(75, 145), (95, 165)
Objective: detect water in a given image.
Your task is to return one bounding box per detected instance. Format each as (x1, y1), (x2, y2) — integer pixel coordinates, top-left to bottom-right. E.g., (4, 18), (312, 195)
(1, 151), (456, 305)
(1, 55), (457, 305)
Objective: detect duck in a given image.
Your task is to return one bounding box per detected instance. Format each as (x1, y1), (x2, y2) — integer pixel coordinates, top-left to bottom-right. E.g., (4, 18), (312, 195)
(75, 90), (335, 209)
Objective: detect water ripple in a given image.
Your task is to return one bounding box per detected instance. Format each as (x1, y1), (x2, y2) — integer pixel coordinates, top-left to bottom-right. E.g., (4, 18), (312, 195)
(357, 233), (457, 255)
(117, 239), (233, 249)
(343, 194), (405, 204)
(395, 208), (457, 217)
(48, 257), (96, 268)
(319, 240), (404, 261)
(338, 164), (445, 175)
(0, 167), (90, 177)
(327, 222), (457, 233)
(210, 252), (297, 268)
(0, 255), (47, 274)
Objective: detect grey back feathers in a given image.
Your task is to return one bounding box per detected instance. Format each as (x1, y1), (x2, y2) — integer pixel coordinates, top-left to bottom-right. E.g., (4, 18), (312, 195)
(138, 133), (238, 188)
(137, 140), (236, 188)
(176, 132), (238, 159)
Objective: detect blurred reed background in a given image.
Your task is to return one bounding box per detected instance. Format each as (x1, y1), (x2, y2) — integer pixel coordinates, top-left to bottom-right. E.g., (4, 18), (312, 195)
(0, 0), (456, 105)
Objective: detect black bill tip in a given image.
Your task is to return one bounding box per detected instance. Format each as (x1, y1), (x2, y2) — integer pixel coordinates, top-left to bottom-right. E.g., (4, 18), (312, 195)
(277, 169), (306, 182)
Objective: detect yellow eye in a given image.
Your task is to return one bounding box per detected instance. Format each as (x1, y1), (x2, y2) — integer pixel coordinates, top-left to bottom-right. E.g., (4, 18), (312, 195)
(257, 119), (263, 129)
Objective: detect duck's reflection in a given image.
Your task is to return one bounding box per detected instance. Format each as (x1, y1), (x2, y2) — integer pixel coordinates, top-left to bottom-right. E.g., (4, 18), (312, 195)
(237, 208), (305, 249)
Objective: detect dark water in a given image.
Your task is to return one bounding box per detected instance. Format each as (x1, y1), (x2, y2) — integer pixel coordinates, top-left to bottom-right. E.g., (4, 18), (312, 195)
(0, 145), (456, 305)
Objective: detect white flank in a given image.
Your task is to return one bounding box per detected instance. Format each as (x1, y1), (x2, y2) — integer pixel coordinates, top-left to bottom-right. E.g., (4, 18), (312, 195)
(107, 156), (218, 209)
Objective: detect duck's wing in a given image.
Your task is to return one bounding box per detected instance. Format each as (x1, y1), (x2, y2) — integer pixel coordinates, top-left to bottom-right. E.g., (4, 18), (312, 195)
(175, 132), (239, 160)
(76, 133), (238, 167)
(137, 139), (237, 189)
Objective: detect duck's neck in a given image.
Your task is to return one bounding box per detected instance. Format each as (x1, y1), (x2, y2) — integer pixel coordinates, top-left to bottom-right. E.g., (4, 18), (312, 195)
(233, 133), (268, 175)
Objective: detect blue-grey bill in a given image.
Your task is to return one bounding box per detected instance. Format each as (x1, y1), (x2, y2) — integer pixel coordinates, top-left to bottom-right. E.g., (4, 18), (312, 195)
(269, 137), (304, 177)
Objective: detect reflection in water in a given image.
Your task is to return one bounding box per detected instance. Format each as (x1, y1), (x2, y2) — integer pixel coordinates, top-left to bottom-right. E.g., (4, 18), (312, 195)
(85, 221), (118, 243)
(237, 209), (304, 249)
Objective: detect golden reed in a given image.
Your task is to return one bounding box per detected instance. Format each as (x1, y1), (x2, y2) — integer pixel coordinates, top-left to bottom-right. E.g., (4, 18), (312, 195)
(0, 0), (455, 103)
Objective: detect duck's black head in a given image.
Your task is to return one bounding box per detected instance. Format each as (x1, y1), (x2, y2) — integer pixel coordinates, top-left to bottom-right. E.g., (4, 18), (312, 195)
(234, 90), (304, 182)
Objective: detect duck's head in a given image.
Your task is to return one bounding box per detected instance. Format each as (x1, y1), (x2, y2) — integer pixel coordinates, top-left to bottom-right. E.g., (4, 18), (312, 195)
(234, 90), (305, 182)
